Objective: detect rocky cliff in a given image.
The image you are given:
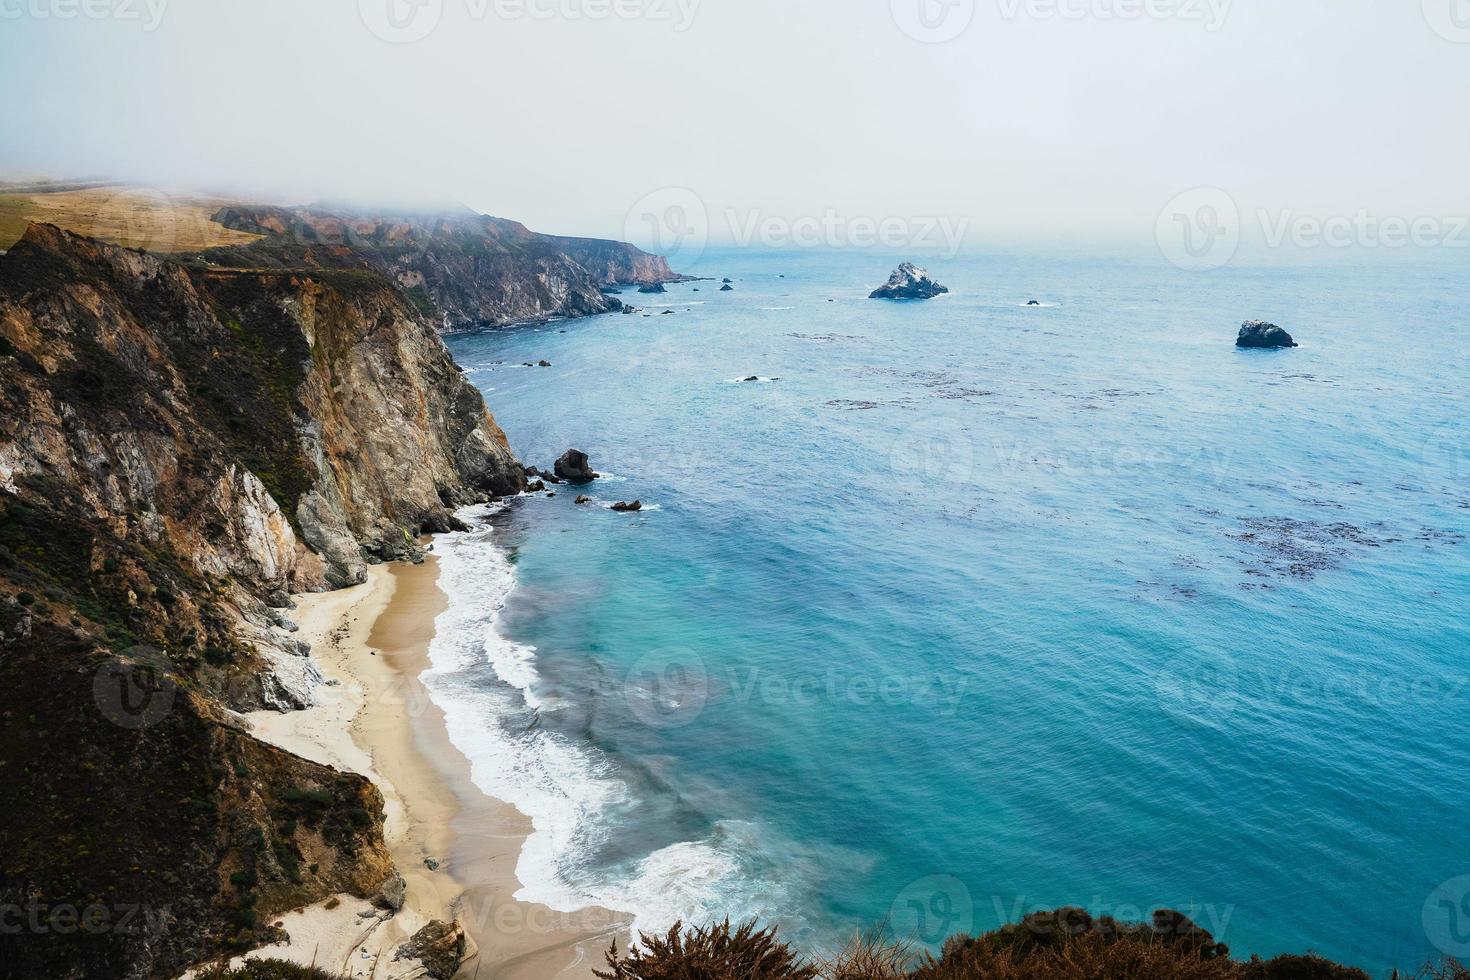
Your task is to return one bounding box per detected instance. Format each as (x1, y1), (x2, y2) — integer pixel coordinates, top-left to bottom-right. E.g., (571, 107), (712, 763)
(0, 223), (524, 978)
(205, 204), (683, 331)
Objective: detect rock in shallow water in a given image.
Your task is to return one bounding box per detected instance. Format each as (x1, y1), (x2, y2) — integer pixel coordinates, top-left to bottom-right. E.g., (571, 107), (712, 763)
(869, 262), (949, 300)
(554, 448), (598, 482)
(611, 500), (643, 512)
(1236, 320), (1298, 348)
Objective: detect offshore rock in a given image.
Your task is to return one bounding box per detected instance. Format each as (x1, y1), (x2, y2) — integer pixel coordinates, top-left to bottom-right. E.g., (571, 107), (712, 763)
(869, 262), (949, 300)
(1236, 320), (1298, 348)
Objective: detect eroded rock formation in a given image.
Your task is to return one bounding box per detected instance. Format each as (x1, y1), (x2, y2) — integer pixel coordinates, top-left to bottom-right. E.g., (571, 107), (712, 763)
(0, 222), (524, 977)
(868, 262), (949, 300)
(207, 204), (684, 330)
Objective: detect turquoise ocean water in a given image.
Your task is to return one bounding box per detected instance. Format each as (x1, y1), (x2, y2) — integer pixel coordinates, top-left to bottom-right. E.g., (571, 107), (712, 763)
(430, 247), (1470, 976)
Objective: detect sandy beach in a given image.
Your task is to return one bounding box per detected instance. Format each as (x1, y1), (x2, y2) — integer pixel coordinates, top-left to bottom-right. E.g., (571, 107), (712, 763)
(230, 556), (630, 980)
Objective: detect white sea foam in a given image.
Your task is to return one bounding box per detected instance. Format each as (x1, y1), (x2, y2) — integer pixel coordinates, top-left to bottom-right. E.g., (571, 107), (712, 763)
(597, 822), (791, 935)
(424, 505), (771, 939)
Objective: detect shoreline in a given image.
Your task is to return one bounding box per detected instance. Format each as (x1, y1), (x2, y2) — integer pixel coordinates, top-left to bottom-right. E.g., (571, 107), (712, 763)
(233, 556), (629, 980)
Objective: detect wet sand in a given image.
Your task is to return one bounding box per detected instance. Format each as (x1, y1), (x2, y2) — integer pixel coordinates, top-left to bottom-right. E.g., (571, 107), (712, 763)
(233, 558), (628, 979)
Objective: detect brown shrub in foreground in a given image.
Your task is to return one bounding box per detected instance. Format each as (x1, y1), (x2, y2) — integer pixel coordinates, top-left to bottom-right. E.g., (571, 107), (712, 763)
(597, 912), (1467, 980)
(596, 919), (819, 980)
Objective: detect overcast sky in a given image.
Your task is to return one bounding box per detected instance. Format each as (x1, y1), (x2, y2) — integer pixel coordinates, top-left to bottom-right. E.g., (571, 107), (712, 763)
(2, 0), (1468, 254)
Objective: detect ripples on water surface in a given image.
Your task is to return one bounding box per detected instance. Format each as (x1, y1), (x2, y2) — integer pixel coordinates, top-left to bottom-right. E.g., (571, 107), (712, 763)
(437, 248), (1469, 974)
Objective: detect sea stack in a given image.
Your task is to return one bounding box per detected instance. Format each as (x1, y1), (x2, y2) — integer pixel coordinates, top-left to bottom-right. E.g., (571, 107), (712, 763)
(1236, 321), (1298, 349)
(869, 262), (948, 300)
(638, 282), (667, 294)
(554, 448), (598, 482)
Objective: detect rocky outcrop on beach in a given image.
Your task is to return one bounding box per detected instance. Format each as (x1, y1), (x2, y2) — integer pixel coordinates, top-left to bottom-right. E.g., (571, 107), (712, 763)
(394, 919), (469, 980)
(1236, 320), (1298, 348)
(206, 204), (684, 331)
(869, 262), (949, 300)
(0, 222), (524, 978)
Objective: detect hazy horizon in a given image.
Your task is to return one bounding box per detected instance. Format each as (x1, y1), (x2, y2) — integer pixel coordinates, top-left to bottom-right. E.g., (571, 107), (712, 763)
(3, 0), (1468, 259)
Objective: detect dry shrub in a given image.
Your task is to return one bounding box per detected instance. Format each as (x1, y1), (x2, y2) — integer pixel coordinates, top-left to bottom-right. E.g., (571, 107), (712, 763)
(821, 930), (916, 980)
(1401, 962), (1470, 980)
(596, 919), (818, 980)
(1238, 954), (1370, 979)
(910, 924), (1240, 980)
(593, 910), (1460, 980)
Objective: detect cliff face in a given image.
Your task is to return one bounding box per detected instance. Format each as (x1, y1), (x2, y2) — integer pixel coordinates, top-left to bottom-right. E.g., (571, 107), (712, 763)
(206, 204), (683, 331)
(0, 223), (522, 978)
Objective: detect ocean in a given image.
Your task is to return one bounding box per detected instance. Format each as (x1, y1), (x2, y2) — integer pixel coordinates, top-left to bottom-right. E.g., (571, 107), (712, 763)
(429, 246), (1470, 976)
